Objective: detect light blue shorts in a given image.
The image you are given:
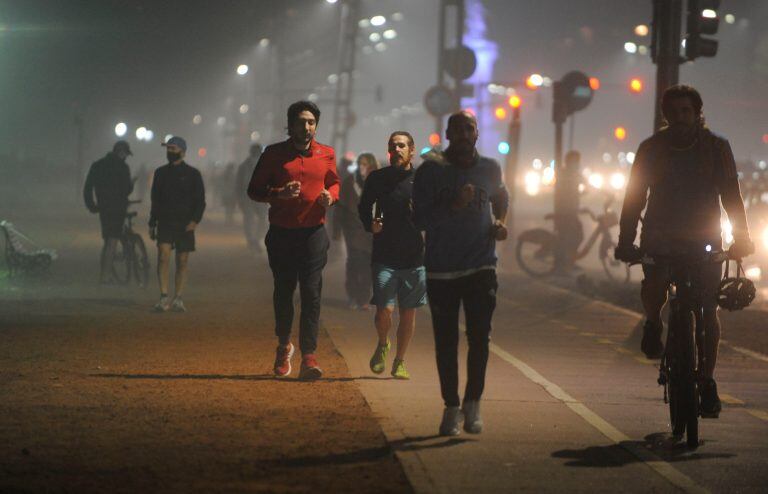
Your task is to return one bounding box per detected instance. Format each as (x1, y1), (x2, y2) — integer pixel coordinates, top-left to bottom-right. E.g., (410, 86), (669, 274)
(371, 264), (428, 309)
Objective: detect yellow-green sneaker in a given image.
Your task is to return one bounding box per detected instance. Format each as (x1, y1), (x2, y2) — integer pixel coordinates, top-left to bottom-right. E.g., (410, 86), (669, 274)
(369, 340), (390, 374)
(391, 358), (410, 380)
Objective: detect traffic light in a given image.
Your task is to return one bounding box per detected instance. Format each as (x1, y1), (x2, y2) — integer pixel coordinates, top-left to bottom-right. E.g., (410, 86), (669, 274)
(508, 95), (522, 108)
(494, 107), (507, 120)
(685, 0), (720, 60)
(614, 126), (627, 141)
(589, 77), (601, 91)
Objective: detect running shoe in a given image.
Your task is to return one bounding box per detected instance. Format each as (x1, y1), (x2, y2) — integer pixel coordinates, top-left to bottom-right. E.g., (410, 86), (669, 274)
(700, 379), (722, 418)
(153, 295), (170, 312)
(170, 297), (187, 313)
(273, 343), (295, 377)
(391, 358), (410, 380)
(462, 400), (483, 434)
(299, 354), (323, 381)
(641, 320), (664, 359)
(369, 340), (390, 374)
(439, 406), (464, 436)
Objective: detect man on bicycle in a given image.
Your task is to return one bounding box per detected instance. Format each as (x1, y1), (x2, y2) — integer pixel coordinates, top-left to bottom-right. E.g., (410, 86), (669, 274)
(83, 140), (134, 284)
(615, 85), (754, 416)
(149, 136), (206, 312)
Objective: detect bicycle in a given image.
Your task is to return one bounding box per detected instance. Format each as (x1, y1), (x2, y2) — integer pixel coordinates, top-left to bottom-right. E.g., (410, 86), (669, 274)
(516, 194), (630, 282)
(630, 248), (734, 449)
(110, 200), (150, 288)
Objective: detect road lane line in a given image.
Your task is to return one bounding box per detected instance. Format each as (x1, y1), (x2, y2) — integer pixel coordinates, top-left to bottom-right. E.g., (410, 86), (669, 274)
(746, 409), (768, 422)
(596, 338), (614, 345)
(720, 341), (768, 364)
(720, 394), (744, 405)
(485, 337), (709, 494)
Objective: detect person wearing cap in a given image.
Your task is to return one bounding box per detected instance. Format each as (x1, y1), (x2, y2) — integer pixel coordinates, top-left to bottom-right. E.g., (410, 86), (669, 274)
(83, 140), (135, 284)
(247, 100), (340, 380)
(149, 136), (206, 312)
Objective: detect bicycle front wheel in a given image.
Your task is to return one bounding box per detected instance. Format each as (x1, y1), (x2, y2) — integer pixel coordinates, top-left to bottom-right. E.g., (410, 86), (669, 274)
(128, 233), (150, 288)
(667, 307), (699, 447)
(515, 228), (556, 278)
(110, 239), (130, 283)
(599, 236), (630, 283)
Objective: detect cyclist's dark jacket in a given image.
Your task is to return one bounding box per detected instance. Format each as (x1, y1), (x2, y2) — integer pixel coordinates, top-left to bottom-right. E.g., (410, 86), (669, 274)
(357, 165), (424, 269)
(619, 127), (749, 254)
(149, 161), (206, 228)
(83, 152), (133, 214)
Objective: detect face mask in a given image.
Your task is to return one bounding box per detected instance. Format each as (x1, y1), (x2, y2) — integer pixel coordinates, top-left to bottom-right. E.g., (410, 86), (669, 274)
(167, 151), (182, 162)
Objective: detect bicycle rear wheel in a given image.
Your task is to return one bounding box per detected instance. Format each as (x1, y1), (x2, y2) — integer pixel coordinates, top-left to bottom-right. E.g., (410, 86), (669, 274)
(515, 228), (556, 278)
(127, 233), (150, 288)
(110, 239), (130, 283)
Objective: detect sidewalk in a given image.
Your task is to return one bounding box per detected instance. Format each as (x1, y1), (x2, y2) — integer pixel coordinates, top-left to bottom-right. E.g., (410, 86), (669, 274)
(0, 219), (411, 493)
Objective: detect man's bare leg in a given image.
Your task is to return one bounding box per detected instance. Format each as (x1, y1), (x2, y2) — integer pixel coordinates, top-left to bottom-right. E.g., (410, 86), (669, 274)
(157, 243), (172, 295)
(100, 238), (119, 283)
(395, 308), (416, 360)
(174, 251), (190, 297)
(375, 306), (394, 345)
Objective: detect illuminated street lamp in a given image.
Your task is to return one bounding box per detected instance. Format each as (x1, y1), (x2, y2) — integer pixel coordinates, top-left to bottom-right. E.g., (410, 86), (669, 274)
(114, 122), (127, 137)
(614, 126), (627, 141)
(624, 42), (638, 54)
(494, 107), (507, 120)
(634, 24), (649, 36)
(629, 78), (644, 93)
(508, 95), (522, 108)
(370, 15), (386, 26)
(525, 73), (544, 90)
(383, 29), (397, 40)
(236, 64), (249, 76)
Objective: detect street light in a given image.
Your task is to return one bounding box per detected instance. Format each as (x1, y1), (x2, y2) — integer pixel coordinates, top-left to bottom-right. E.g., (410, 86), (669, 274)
(325, 0), (338, 4)
(383, 29), (397, 40)
(494, 107), (507, 120)
(114, 122), (127, 137)
(508, 95), (522, 108)
(614, 126), (627, 141)
(525, 73), (544, 90)
(624, 42), (638, 54)
(236, 64), (249, 76)
(629, 78), (643, 93)
(136, 126), (147, 140)
(370, 15), (386, 26)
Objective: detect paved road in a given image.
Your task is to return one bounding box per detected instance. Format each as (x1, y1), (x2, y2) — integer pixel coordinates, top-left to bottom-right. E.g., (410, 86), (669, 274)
(322, 262), (768, 493)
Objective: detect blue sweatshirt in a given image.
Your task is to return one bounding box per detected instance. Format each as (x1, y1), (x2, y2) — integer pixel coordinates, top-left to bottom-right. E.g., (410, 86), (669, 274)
(413, 151), (509, 278)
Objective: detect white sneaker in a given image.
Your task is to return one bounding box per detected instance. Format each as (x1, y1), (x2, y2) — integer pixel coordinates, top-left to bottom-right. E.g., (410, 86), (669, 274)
(153, 295), (170, 312)
(439, 406), (464, 436)
(171, 297), (187, 313)
(462, 400), (483, 434)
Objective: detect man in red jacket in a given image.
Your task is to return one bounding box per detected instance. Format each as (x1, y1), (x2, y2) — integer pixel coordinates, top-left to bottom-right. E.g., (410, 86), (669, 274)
(247, 101), (339, 380)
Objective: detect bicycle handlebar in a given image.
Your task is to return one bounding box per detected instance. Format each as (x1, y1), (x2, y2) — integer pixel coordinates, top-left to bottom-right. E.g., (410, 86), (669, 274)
(628, 250), (731, 267)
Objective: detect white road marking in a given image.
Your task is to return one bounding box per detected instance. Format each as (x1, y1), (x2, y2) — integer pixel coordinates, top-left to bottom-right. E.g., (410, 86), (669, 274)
(484, 331), (709, 494)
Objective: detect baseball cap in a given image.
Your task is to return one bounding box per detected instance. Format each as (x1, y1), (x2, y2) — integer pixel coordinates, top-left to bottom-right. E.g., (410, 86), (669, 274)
(113, 140), (133, 155)
(162, 136), (187, 152)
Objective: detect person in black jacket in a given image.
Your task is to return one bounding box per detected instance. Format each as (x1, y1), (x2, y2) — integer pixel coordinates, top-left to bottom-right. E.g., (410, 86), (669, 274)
(83, 140), (134, 284)
(149, 136), (206, 312)
(358, 132), (426, 381)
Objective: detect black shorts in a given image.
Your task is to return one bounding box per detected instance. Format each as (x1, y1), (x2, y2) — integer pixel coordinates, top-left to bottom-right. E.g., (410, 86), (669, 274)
(99, 212), (124, 240)
(157, 222), (196, 252)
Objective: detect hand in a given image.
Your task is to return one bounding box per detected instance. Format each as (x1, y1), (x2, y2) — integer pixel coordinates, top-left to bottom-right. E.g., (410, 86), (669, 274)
(372, 219), (383, 234)
(317, 189), (333, 208)
(614, 243), (641, 263)
(492, 220), (508, 241)
(729, 238), (755, 260)
(278, 181), (301, 199)
(185, 221), (197, 232)
(149, 226), (157, 241)
(453, 184), (475, 210)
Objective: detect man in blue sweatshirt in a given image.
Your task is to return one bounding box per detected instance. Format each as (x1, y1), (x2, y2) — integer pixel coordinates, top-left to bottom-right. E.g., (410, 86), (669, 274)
(413, 111), (509, 436)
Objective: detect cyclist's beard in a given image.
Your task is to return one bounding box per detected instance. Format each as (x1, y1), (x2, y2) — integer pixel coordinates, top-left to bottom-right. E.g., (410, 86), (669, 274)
(668, 122), (698, 147)
(167, 151), (182, 163)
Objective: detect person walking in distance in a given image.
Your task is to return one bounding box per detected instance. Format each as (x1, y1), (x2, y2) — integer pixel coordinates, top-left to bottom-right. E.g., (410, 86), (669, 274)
(236, 143), (267, 252)
(335, 153), (379, 309)
(413, 111), (509, 436)
(358, 132), (426, 380)
(149, 136), (206, 313)
(83, 140), (134, 284)
(247, 101), (340, 381)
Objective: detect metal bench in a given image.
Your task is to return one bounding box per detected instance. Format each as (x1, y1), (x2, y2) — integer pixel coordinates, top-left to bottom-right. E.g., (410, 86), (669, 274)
(0, 220), (57, 277)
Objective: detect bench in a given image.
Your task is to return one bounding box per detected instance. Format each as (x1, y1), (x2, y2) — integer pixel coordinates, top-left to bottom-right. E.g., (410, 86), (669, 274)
(0, 220), (57, 277)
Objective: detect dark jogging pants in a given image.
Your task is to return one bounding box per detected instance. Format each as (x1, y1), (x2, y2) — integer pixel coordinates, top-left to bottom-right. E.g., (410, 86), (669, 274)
(265, 224), (329, 355)
(427, 269), (498, 407)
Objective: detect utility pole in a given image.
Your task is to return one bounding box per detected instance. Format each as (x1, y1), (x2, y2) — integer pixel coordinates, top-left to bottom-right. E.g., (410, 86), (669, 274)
(503, 101), (522, 242)
(651, 0), (683, 131)
(434, 0), (467, 136)
(331, 0), (361, 158)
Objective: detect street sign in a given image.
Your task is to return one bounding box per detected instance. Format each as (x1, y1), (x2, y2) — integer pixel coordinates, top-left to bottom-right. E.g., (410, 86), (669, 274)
(424, 85), (456, 117)
(444, 45), (477, 80)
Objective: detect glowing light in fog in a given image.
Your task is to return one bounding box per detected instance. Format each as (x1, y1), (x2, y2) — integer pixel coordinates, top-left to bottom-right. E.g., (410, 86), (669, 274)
(588, 173), (604, 189)
(370, 15), (386, 26)
(114, 122), (127, 137)
(624, 42), (638, 54)
(610, 172), (626, 190)
(634, 24), (649, 36)
(745, 266), (762, 281)
(498, 141), (510, 155)
(722, 219), (734, 244)
(135, 126), (147, 140)
(524, 171), (541, 196)
(542, 166), (556, 185)
(383, 29), (397, 40)
(236, 64), (249, 75)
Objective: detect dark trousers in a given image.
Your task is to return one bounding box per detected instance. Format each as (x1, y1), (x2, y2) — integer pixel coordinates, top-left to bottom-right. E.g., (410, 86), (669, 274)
(265, 225), (329, 355)
(427, 269), (498, 407)
(345, 247), (372, 306)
